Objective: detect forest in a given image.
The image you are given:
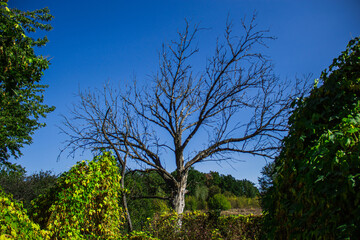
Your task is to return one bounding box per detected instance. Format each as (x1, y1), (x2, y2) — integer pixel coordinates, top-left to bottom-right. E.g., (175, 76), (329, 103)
(1, 1), (359, 239)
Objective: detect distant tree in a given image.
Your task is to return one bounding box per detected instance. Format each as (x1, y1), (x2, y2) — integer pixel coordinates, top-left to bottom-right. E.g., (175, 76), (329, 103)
(0, 163), (26, 199)
(0, 1), (55, 164)
(0, 162), (57, 209)
(62, 15), (308, 215)
(208, 185), (222, 198)
(219, 174), (237, 194)
(207, 171), (259, 198)
(208, 171), (222, 187)
(208, 193), (231, 211)
(258, 161), (275, 196)
(239, 179), (258, 198)
(263, 37), (360, 239)
(125, 170), (171, 230)
(186, 167), (207, 196)
(185, 195), (198, 211)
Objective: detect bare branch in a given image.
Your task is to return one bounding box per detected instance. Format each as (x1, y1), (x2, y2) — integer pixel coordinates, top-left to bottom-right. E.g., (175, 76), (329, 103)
(60, 15), (311, 214)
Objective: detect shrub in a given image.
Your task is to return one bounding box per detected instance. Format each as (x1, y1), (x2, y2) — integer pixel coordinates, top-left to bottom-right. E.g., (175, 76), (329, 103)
(228, 196), (260, 209)
(217, 214), (263, 240)
(208, 193), (231, 211)
(0, 187), (48, 239)
(146, 211), (262, 240)
(31, 152), (125, 239)
(185, 195), (198, 211)
(127, 230), (159, 239)
(262, 37), (360, 239)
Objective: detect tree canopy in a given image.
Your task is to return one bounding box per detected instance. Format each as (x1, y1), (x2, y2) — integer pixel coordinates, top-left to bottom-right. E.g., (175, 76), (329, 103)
(0, 0), (54, 164)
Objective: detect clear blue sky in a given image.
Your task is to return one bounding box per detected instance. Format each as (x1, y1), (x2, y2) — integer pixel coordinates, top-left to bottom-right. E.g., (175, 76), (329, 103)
(8, 0), (360, 184)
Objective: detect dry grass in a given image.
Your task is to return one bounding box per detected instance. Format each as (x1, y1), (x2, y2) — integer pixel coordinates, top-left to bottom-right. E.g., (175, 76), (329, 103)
(221, 208), (262, 216)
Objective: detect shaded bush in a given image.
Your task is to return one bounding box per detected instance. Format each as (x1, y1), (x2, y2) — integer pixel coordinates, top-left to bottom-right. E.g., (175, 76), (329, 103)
(217, 214), (262, 240)
(262, 37), (360, 239)
(146, 211), (262, 240)
(208, 185), (221, 198)
(126, 171), (171, 231)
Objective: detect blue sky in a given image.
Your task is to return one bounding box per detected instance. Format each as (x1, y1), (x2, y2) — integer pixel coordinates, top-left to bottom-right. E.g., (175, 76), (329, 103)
(8, 0), (360, 184)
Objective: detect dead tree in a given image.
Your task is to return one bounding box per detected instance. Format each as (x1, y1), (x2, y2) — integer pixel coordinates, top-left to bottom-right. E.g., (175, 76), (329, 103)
(61, 15), (309, 216)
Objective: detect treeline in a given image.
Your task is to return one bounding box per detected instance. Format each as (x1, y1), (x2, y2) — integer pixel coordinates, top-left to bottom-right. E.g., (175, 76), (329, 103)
(185, 169), (259, 212)
(125, 168), (259, 230)
(0, 154), (262, 239)
(0, 163), (259, 232)
(0, 164), (57, 210)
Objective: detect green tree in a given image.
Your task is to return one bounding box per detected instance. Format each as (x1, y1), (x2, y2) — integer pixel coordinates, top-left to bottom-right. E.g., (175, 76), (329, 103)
(0, 0), (54, 164)
(262, 37), (360, 239)
(258, 161), (275, 196)
(208, 193), (231, 211)
(0, 163), (57, 209)
(186, 167), (207, 196)
(208, 185), (222, 199)
(238, 179), (258, 198)
(125, 171), (170, 231)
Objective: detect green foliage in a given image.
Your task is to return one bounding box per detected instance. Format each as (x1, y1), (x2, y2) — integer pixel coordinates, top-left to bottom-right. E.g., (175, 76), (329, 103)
(30, 152), (125, 239)
(185, 184), (209, 211)
(126, 230), (159, 240)
(205, 171), (259, 198)
(227, 196), (260, 209)
(0, 0), (55, 164)
(208, 185), (221, 198)
(185, 195), (198, 211)
(146, 211), (262, 240)
(186, 167), (207, 196)
(262, 37), (360, 239)
(0, 186), (48, 239)
(217, 214), (262, 240)
(208, 193), (231, 211)
(125, 171), (170, 231)
(258, 161), (275, 196)
(0, 162), (26, 199)
(0, 163), (57, 210)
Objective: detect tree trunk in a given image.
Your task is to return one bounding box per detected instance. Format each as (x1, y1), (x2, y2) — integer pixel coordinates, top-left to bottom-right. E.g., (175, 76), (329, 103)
(172, 171), (188, 215)
(120, 170), (133, 232)
(122, 193), (133, 232)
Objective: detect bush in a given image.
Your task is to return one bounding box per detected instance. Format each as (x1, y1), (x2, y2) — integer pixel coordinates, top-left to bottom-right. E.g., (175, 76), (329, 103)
(185, 195), (198, 211)
(127, 230), (159, 239)
(0, 187), (47, 239)
(262, 37), (360, 239)
(146, 211), (262, 240)
(228, 196), (260, 209)
(30, 152), (125, 239)
(208, 193), (231, 211)
(217, 214), (262, 240)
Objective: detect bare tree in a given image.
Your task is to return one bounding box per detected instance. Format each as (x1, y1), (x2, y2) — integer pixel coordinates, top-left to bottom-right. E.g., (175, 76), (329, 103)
(61, 15), (309, 216)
